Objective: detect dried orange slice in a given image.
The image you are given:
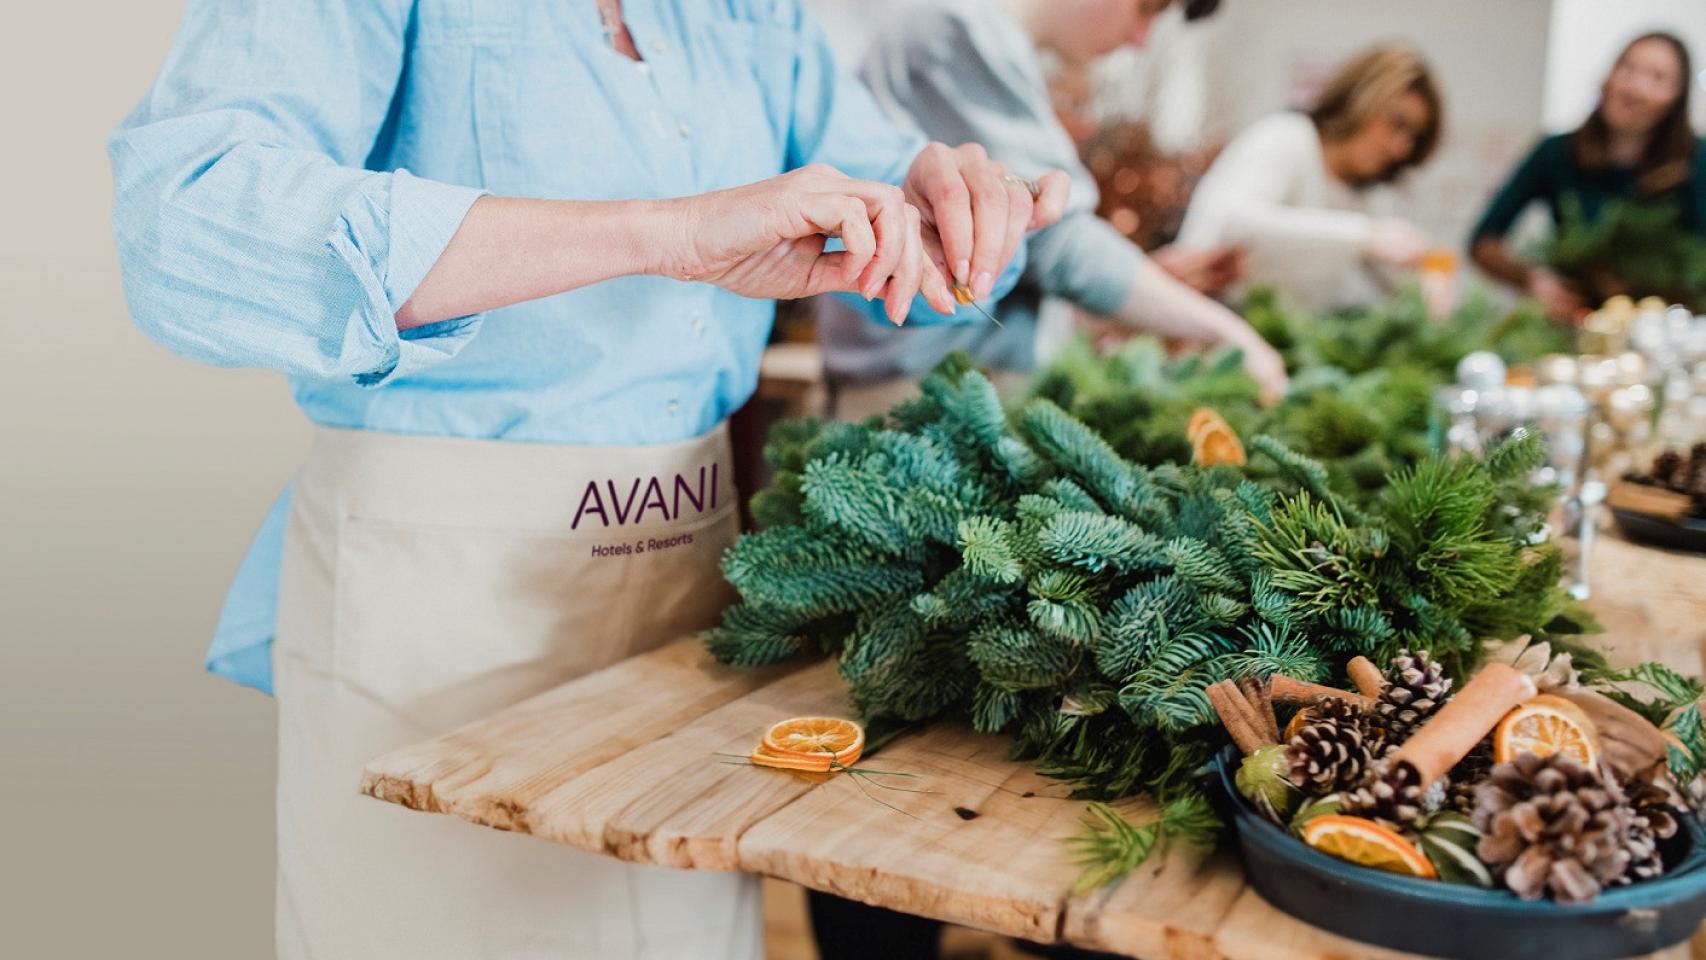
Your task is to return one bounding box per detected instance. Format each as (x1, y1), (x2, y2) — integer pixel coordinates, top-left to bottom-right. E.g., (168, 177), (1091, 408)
(1282, 706), (1314, 743)
(761, 717), (865, 767)
(1302, 814), (1437, 879)
(1494, 694), (1598, 766)
(1187, 408), (1246, 467)
(1186, 407), (1222, 443)
(749, 744), (835, 773)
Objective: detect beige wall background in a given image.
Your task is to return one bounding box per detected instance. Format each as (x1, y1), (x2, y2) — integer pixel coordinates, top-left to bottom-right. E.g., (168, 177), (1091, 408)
(2, 1), (308, 956)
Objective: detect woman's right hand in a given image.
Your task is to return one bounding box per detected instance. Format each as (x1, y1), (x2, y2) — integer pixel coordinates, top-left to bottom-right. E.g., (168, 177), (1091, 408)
(1228, 331), (1289, 406)
(1527, 266), (1587, 323)
(1363, 217), (1432, 268)
(656, 164), (955, 324)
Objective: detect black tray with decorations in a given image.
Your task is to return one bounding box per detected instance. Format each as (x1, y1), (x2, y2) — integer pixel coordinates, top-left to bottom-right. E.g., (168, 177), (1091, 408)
(1210, 745), (1706, 960)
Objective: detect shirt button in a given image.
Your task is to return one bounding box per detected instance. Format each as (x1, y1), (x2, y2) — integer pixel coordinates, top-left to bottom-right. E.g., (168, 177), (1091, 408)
(651, 40), (667, 55)
(692, 316), (706, 335)
(677, 121), (692, 137)
(635, 62), (650, 75)
(666, 399), (680, 415)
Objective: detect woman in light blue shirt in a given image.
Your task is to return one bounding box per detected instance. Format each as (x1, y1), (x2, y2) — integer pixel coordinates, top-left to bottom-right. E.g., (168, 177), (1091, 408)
(110, 1), (1064, 956)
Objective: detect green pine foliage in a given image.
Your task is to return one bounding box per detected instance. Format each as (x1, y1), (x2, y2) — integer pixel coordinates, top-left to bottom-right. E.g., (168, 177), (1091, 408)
(1030, 287), (1574, 506)
(1068, 796), (1220, 893)
(705, 357), (1568, 817)
(1543, 195), (1706, 310)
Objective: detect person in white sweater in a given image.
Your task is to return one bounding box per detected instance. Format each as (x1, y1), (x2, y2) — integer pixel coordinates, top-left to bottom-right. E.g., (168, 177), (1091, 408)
(1177, 44), (1444, 313)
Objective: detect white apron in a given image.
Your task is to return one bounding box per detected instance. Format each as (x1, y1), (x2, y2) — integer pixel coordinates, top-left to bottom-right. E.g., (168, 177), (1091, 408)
(273, 424), (759, 960)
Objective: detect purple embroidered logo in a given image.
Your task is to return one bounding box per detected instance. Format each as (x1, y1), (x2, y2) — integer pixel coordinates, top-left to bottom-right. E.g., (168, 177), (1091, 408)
(571, 463), (720, 529)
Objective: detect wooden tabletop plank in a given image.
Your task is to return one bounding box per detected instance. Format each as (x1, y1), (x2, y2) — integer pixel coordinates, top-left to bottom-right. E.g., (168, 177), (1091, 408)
(359, 531), (1706, 959)
(1062, 845), (1246, 960)
(518, 659), (853, 870)
(738, 722), (1092, 944)
(360, 638), (801, 832)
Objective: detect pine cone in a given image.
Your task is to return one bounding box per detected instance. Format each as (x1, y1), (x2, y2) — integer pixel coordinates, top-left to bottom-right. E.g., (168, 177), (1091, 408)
(1343, 759), (1442, 828)
(1375, 649), (1451, 743)
(1625, 778), (1681, 883)
(1651, 450), (1685, 488)
(1472, 753), (1641, 903)
(1446, 738), (1495, 814)
(1286, 697), (1383, 795)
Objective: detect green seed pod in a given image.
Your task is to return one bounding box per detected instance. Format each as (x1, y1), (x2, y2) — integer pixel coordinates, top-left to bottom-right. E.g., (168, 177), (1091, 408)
(1237, 744), (1303, 824)
(1289, 793), (1346, 837)
(1418, 811), (1494, 888)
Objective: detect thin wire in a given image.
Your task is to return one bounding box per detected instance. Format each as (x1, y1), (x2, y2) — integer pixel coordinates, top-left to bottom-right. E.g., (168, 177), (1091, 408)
(951, 284), (1003, 328)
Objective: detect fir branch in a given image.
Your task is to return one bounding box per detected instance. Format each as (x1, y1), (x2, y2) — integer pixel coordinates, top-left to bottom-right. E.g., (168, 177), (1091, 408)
(1068, 795), (1220, 893)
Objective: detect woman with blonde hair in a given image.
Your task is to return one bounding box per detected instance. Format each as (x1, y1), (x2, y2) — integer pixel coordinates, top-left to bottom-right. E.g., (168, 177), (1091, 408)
(1177, 44), (1446, 311)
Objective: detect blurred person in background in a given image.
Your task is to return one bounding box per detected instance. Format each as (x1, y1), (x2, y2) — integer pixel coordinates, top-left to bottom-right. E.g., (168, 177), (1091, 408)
(815, 0), (1288, 424)
(1177, 44), (1445, 313)
(1470, 31), (1703, 321)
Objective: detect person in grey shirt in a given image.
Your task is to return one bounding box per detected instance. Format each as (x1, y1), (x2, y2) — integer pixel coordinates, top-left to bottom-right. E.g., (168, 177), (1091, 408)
(817, 0), (1287, 422)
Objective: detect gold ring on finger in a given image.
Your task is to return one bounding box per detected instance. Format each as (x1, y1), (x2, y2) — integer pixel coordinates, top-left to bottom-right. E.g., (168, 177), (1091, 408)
(1002, 174), (1041, 199)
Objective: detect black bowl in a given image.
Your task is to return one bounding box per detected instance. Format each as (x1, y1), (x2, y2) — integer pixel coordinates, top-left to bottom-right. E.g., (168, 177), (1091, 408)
(1610, 506), (1706, 554)
(1212, 746), (1706, 959)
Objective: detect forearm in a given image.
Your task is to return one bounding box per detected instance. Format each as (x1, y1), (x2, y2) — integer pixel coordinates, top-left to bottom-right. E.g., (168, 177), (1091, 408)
(1469, 236), (1532, 288)
(1113, 252), (1263, 349)
(397, 196), (673, 329)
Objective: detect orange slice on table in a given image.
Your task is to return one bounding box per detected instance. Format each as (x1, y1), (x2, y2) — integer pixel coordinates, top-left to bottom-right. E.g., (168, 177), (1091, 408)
(1493, 694), (1599, 767)
(749, 744), (835, 773)
(761, 717), (865, 768)
(1301, 814), (1437, 879)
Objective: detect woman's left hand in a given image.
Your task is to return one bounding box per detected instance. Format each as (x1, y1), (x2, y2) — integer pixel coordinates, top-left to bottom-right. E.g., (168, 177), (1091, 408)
(903, 142), (1070, 301)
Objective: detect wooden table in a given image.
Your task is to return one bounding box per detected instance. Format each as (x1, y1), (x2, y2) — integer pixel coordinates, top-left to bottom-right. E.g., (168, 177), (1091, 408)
(362, 534), (1706, 959)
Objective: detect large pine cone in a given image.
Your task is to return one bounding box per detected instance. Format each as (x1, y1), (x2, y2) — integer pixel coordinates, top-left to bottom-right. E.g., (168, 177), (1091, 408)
(1625, 777), (1682, 883)
(1286, 697), (1383, 795)
(1376, 649), (1451, 743)
(1472, 753), (1641, 903)
(1343, 759), (1443, 828)
(1446, 738), (1496, 814)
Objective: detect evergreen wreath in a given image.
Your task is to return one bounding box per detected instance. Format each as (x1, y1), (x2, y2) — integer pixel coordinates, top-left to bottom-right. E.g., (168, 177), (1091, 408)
(705, 355), (1590, 872)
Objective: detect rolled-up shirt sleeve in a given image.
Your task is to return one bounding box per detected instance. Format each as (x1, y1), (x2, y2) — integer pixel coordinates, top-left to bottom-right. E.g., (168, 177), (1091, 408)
(109, 0), (487, 387)
(780, 0), (1023, 326)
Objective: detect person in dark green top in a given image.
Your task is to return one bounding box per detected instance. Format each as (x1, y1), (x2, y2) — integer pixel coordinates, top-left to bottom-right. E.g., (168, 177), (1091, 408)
(1470, 31), (1703, 320)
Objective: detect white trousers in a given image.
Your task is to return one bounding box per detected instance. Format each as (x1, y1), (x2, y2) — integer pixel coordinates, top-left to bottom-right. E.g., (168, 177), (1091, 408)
(274, 425), (761, 959)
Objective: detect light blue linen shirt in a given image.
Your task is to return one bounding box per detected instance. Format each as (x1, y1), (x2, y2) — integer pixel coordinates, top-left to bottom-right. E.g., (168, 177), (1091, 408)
(110, 0), (1021, 693)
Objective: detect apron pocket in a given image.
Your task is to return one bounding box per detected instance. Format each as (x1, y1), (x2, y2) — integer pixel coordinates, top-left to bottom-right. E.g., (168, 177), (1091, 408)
(330, 506), (739, 729)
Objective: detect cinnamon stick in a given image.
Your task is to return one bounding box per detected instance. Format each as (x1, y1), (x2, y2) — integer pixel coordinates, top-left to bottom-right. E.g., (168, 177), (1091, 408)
(1346, 656), (1385, 699)
(1239, 676), (1281, 743)
(1391, 663), (1537, 787)
(1269, 674), (1373, 709)
(1208, 680), (1269, 755)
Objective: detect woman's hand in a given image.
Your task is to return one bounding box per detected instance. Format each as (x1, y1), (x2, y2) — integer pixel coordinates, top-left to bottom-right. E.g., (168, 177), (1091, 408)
(1225, 329), (1289, 406)
(660, 165), (956, 324)
(1527, 266), (1588, 323)
(902, 142), (1071, 300)
(1150, 243), (1246, 296)
(1363, 217), (1432, 268)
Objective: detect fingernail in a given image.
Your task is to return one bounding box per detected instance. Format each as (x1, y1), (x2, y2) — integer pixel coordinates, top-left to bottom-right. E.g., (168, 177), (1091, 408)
(973, 271), (993, 300)
(954, 259), (970, 285)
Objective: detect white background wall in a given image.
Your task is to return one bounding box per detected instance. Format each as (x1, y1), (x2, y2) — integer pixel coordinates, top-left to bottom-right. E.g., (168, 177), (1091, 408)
(2, 0), (305, 955)
(1546, 0), (1706, 132)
